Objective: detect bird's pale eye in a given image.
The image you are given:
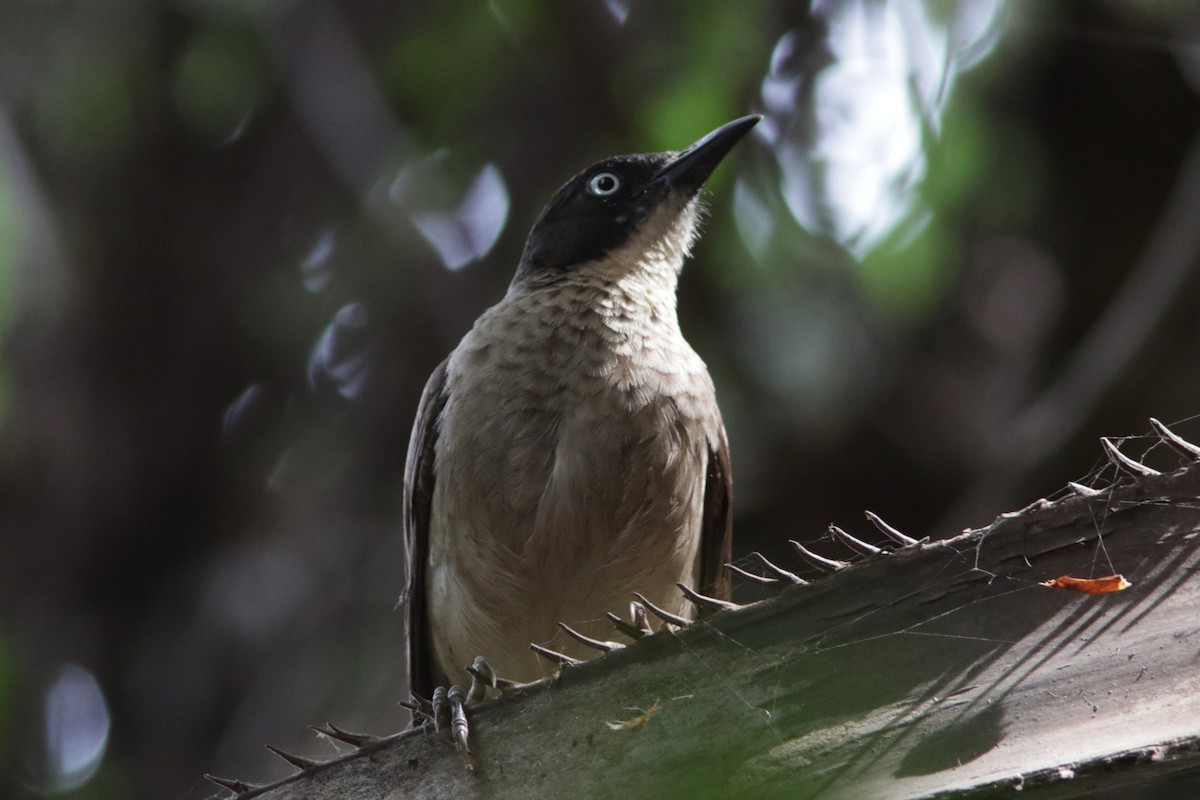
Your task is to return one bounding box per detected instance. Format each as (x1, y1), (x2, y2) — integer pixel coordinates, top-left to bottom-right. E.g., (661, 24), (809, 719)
(586, 172), (621, 196)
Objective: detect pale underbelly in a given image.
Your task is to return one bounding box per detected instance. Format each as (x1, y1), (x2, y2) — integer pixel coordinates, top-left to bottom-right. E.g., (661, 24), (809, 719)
(428, 552), (698, 687)
(427, 421), (706, 687)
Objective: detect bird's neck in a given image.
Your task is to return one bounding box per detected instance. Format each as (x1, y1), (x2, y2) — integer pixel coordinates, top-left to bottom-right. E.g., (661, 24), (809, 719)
(510, 232), (690, 324)
(521, 260), (682, 330)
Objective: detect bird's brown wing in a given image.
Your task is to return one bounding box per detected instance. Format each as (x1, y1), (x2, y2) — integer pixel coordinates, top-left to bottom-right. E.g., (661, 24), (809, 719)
(402, 358), (449, 703)
(699, 428), (734, 601)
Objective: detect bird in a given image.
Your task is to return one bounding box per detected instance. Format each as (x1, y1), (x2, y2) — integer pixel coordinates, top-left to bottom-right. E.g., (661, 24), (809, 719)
(402, 115), (758, 712)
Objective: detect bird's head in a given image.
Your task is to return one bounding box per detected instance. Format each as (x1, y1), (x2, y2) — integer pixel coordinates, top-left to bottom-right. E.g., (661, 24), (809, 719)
(513, 115), (760, 288)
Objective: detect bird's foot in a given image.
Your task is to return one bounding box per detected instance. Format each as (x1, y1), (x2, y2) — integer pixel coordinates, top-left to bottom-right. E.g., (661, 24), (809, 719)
(403, 685), (473, 768)
(441, 686), (472, 758)
(403, 656), (516, 768)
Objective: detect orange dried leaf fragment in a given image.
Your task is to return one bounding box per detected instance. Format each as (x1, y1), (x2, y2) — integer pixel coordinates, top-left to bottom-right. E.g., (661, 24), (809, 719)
(1039, 574), (1131, 594)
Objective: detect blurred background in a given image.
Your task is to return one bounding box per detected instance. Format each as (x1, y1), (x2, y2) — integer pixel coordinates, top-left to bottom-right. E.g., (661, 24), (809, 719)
(2, 0), (1200, 796)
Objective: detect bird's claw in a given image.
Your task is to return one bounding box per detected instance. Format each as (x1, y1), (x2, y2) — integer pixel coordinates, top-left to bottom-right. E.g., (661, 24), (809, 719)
(607, 601), (653, 639)
(466, 655), (521, 702)
(448, 685), (470, 755)
(431, 685), (449, 732)
(414, 657), (513, 765)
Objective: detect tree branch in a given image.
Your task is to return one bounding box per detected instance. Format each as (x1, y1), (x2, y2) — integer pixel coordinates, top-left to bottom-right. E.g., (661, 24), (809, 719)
(213, 443), (1200, 799)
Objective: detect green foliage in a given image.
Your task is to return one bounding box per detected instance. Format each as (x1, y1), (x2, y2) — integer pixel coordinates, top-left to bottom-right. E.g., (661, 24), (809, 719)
(930, 90), (1047, 230)
(854, 77), (1049, 324)
(32, 52), (137, 169)
(634, 4), (771, 153)
(173, 25), (269, 145)
(855, 214), (957, 323)
(383, 1), (540, 137)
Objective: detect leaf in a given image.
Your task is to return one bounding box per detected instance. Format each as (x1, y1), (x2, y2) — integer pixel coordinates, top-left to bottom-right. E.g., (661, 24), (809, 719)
(1039, 574), (1132, 594)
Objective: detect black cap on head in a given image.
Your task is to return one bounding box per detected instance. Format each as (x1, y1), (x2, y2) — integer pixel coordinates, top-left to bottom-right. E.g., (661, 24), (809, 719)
(516, 115), (761, 280)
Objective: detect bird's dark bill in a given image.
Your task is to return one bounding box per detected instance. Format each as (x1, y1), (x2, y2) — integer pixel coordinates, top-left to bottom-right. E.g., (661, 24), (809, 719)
(652, 114), (761, 194)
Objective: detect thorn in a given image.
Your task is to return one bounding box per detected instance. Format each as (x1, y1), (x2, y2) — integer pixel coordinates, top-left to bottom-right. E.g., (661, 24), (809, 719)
(399, 699), (432, 727)
(829, 525), (885, 557)
(633, 592), (691, 627)
(750, 552), (807, 585)
(864, 510), (920, 547)
(676, 582), (741, 612)
(266, 744), (319, 771)
(401, 692), (435, 726)
(309, 722), (379, 748)
(1102, 437), (1161, 477)
(1150, 418), (1200, 459)
(607, 611), (649, 640)
(432, 686), (448, 733)
(448, 685), (470, 754)
(204, 774), (259, 794)
(789, 540), (849, 572)
(1068, 481), (1106, 498)
(727, 562), (780, 586)
(558, 622), (623, 653)
(530, 642), (583, 667)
